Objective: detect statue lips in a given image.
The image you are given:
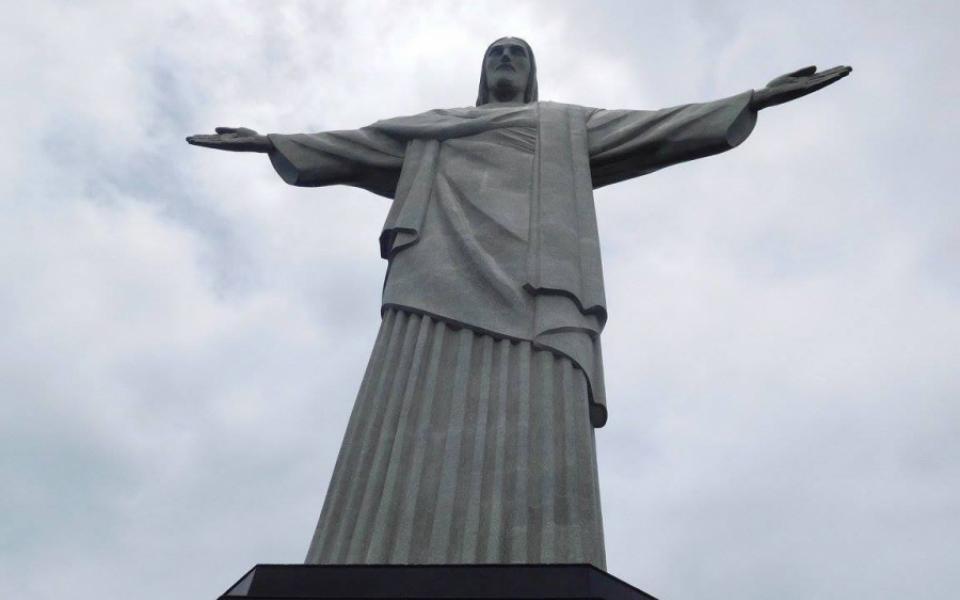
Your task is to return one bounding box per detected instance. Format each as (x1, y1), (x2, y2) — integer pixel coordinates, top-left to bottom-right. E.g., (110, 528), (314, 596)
(496, 63), (516, 71)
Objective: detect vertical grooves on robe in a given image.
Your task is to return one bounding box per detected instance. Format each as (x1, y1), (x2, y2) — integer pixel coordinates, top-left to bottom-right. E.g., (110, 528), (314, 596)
(578, 369), (607, 567)
(363, 315), (434, 562)
(588, 422), (607, 565)
(389, 319), (447, 562)
(461, 335), (494, 561)
(346, 312), (423, 561)
(306, 308), (605, 569)
(427, 329), (473, 560)
(510, 342), (531, 561)
(538, 351), (557, 562)
(561, 359), (582, 562)
(482, 339), (511, 562)
(306, 309), (400, 562)
(329, 310), (411, 562)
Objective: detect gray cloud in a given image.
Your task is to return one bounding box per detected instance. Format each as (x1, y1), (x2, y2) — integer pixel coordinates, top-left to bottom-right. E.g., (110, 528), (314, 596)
(1, 2), (957, 599)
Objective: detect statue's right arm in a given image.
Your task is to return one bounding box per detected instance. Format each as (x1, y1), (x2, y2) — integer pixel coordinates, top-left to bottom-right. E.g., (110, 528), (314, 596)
(186, 127), (273, 152)
(187, 125), (405, 198)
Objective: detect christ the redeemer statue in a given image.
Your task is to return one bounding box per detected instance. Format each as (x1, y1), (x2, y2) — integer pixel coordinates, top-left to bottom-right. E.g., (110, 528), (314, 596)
(188, 37), (850, 570)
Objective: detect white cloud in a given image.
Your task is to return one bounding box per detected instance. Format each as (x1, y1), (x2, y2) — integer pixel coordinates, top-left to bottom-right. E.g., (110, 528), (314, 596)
(2, 2), (958, 599)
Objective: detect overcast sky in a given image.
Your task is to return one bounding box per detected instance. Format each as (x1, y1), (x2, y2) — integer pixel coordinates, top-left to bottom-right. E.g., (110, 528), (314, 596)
(2, 2), (958, 599)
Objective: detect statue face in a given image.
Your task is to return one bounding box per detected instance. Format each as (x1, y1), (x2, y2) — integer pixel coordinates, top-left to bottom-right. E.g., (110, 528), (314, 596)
(484, 38), (531, 97)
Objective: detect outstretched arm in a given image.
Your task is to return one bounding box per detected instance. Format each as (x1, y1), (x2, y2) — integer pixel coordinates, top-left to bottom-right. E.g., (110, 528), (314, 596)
(750, 65), (852, 110)
(587, 64), (852, 187)
(186, 125), (405, 198)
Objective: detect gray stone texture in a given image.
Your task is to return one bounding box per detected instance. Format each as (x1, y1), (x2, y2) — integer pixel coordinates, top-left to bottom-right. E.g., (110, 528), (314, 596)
(185, 35), (851, 569)
(306, 309), (605, 567)
(266, 91), (758, 427)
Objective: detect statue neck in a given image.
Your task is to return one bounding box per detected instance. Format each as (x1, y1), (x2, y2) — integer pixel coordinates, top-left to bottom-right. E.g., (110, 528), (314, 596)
(487, 83), (524, 105)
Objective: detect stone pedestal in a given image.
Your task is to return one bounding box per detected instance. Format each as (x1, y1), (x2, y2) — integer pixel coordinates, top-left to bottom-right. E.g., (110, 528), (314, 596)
(219, 564), (658, 600)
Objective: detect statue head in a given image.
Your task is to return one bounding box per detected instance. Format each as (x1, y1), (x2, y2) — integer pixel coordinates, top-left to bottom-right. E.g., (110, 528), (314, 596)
(476, 36), (538, 106)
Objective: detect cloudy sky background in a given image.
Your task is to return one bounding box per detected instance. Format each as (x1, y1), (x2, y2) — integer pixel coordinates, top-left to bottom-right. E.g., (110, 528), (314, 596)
(2, 1), (957, 599)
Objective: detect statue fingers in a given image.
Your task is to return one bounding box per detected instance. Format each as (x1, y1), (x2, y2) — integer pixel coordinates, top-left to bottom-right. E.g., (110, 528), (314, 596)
(804, 74), (849, 95)
(815, 65), (852, 79)
(788, 65), (817, 78)
(766, 72), (799, 88)
(808, 66), (852, 88)
(832, 65), (853, 79)
(186, 134), (233, 148)
(767, 65), (817, 88)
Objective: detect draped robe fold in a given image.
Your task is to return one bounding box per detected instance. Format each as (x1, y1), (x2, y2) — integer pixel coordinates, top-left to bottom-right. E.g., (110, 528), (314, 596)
(269, 92), (756, 426)
(267, 92), (757, 566)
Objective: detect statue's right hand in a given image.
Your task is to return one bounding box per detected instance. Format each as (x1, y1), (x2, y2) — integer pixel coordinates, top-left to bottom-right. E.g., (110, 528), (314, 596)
(186, 127), (273, 152)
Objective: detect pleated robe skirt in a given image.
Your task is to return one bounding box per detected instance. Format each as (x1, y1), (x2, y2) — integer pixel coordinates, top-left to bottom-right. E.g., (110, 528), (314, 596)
(305, 308), (606, 567)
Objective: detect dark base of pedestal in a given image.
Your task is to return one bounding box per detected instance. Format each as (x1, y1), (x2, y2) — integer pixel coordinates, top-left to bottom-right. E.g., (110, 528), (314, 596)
(219, 564), (659, 600)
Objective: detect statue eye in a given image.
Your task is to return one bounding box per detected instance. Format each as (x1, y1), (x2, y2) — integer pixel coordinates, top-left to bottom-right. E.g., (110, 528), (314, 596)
(489, 47), (504, 57)
(510, 46), (527, 57)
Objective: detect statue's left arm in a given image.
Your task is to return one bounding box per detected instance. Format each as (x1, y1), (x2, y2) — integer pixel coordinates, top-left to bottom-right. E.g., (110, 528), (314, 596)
(187, 125), (406, 199)
(587, 65), (851, 188)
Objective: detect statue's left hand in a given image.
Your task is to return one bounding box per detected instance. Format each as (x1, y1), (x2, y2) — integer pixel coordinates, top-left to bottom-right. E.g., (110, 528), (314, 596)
(186, 127), (273, 152)
(751, 65), (852, 110)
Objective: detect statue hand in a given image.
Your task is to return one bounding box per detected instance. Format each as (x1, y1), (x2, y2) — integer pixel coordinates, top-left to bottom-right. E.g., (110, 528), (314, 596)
(751, 65), (852, 110)
(186, 127), (273, 152)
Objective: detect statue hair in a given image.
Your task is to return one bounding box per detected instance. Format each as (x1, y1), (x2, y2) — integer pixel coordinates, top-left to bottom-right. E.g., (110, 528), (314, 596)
(476, 37), (538, 106)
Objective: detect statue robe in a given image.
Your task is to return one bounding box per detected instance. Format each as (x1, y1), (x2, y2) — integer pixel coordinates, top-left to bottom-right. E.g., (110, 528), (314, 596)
(267, 92), (756, 566)
(270, 92), (756, 426)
